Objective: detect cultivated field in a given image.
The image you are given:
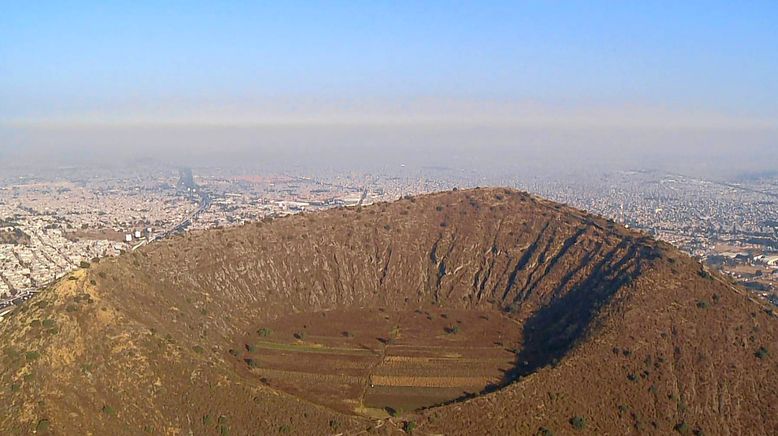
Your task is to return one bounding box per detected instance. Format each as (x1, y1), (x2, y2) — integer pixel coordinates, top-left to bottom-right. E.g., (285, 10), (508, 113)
(232, 308), (522, 415)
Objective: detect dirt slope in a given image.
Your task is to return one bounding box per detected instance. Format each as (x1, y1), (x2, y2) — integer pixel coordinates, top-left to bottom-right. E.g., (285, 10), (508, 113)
(1, 188), (775, 435)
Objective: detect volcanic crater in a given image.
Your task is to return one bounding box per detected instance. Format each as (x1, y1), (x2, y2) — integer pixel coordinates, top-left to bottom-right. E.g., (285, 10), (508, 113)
(1, 188), (775, 435)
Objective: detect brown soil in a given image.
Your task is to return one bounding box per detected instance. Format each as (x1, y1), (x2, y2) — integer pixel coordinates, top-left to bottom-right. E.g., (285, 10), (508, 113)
(0, 188), (775, 435)
(64, 228), (126, 242)
(234, 308), (520, 414)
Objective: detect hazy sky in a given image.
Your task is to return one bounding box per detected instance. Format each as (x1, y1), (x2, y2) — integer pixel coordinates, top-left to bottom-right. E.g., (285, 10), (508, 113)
(1, 1), (777, 173)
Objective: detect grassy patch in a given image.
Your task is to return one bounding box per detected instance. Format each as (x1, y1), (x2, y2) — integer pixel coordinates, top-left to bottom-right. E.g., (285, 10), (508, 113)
(36, 419), (50, 433)
(101, 405), (117, 417)
(25, 351), (41, 361)
(251, 340), (374, 355)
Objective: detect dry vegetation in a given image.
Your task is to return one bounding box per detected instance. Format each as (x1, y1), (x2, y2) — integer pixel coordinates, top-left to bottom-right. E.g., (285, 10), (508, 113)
(0, 188), (775, 435)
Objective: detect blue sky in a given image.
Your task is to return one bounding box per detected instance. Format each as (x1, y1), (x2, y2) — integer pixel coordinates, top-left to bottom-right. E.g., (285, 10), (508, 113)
(1, 1), (777, 126)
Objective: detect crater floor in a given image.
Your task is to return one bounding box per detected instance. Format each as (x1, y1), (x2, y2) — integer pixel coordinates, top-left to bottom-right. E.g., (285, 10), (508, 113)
(232, 308), (522, 415)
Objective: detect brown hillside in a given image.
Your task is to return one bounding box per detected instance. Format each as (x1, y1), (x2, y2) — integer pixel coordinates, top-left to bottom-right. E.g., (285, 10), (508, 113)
(1, 188), (775, 435)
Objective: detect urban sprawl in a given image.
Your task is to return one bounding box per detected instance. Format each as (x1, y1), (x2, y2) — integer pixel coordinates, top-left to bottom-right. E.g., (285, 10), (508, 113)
(2, 166), (778, 318)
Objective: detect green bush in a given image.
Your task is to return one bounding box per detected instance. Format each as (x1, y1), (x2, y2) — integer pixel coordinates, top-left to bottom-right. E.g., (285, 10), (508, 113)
(755, 346), (769, 359)
(79, 260), (91, 269)
(257, 328), (272, 337)
(36, 419), (50, 432)
(674, 421), (689, 434)
(403, 421), (417, 433)
(25, 351), (40, 361)
(569, 416), (586, 430)
(102, 405), (116, 416)
(696, 300), (709, 309)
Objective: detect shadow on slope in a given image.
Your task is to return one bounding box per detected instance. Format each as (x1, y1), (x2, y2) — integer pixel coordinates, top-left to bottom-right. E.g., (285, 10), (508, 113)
(432, 239), (658, 407)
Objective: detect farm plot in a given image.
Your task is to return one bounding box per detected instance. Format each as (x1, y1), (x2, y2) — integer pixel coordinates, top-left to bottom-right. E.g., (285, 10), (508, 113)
(232, 307), (522, 415)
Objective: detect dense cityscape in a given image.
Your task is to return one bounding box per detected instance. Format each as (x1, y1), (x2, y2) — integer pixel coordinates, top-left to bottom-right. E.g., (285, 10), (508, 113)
(2, 164), (778, 318)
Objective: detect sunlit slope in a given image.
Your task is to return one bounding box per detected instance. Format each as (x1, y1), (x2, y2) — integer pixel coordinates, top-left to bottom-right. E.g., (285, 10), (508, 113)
(1, 188), (775, 435)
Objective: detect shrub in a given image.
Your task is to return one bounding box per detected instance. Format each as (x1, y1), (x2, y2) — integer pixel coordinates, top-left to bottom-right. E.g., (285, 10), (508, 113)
(192, 345), (204, 354)
(257, 328), (272, 337)
(245, 358), (258, 368)
(294, 332), (306, 340)
(202, 414), (213, 426)
(755, 346), (769, 359)
(674, 421), (689, 434)
(403, 421), (416, 433)
(446, 325), (460, 334)
(245, 343), (256, 352)
(36, 419), (50, 432)
(696, 300), (709, 309)
(102, 405), (116, 416)
(569, 416), (586, 430)
(387, 407), (404, 417)
(42, 319), (56, 329)
(25, 351), (40, 361)
(536, 427), (554, 436)
(79, 260), (91, 269)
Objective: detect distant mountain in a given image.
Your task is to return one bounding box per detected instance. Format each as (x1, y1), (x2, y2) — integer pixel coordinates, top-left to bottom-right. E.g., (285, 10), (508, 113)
(1, 188), (775, 435)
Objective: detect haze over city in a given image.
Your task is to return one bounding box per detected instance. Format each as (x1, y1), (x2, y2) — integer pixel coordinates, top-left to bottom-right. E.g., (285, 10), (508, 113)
(2, 1), (777, 176)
